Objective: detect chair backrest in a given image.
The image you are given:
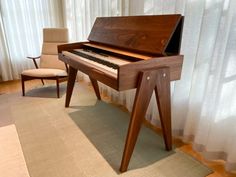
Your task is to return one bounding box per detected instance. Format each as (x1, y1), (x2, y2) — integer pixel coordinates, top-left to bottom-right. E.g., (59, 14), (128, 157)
(40, 28), (68, 70)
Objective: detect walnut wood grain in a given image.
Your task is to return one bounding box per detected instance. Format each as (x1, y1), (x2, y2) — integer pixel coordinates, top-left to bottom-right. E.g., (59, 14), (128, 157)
(65, 66), (77, 107)
(89, 76), (101, 100)
(88, 15), (182, 55)
(118, 55), (183, 91)
(58, 15), (184, 173)
(120, 69), (159, 172)
(154, 67), (172, 150)
(120, 67), (172, 172)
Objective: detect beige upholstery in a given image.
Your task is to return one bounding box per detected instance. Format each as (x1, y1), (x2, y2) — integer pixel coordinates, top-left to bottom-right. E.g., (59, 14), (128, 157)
(43, 28), (68, 42)
(41, 43), (63, 55)
(21, 28), (69, 98)
(40, 28), (68, 70)
(40, 55), (66, 70)
(22, 69), (67, 77)
(22, 28), (68, 74)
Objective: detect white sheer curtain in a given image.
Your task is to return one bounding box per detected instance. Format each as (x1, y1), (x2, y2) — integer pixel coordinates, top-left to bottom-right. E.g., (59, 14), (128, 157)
(62, 0), (121, 42)
(169, 0), (236, 172)
(0, 0), (235, 172)
(0, 0), (64, 81)
(102, 0), (236, 172)
(62, 0), (121, 80)
(0, 12), (11, 81)
(63, 0), (236, 171)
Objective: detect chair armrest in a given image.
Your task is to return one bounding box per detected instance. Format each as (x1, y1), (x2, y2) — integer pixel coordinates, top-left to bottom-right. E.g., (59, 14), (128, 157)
(27, 56), (40, 60)
(27, 56), (40, 69)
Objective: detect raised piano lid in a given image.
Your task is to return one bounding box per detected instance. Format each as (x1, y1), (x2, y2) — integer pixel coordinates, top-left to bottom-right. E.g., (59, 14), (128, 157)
(88, 14), (184, 56)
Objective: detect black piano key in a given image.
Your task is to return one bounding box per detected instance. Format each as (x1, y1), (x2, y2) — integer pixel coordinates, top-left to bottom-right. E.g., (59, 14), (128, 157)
(71, 50), (119, 69)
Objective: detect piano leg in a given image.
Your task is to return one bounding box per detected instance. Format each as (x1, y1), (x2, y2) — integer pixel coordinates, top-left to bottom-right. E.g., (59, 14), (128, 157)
(65, 66), (78, 107)
(154, 67), (172, 151)
(89, 76), (101, 100)
(120, 70), (158, 172)
(120, 67), (172, 172)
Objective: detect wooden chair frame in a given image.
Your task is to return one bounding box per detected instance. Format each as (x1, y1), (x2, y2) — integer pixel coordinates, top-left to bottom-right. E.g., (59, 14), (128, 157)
(21, 56), (68, 98)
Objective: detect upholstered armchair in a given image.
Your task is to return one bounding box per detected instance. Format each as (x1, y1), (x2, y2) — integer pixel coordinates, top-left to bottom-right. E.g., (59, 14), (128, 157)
(21, 28), (68, 98)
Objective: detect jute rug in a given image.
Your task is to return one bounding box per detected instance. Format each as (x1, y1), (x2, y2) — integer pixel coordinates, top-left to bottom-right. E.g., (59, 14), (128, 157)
(0, 83), (212, 177)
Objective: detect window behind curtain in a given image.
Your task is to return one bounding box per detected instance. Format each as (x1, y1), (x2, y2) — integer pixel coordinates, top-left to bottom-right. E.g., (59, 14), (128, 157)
(0, 0), (64, 80)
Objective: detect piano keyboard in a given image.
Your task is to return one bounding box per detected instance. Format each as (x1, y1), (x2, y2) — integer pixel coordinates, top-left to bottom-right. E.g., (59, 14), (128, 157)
(71, 50), (119, 69)
(62, 49), (131, 78)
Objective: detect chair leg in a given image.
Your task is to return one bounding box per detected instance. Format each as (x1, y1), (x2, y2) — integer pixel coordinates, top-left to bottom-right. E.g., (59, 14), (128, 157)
(41, 79), (44, 85)
(56, 78), (60, 98)
(21, 75), (25, 96)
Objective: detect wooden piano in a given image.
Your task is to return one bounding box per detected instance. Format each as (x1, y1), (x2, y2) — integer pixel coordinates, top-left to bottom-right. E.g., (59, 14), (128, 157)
(58, 14), (184, 172)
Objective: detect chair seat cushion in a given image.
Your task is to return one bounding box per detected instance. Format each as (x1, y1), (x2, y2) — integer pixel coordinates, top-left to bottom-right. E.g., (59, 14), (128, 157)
(22, 68), (67, 77)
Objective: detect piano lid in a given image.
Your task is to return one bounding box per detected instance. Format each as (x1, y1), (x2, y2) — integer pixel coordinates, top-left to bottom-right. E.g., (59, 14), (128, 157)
(88, 15), (184, 56)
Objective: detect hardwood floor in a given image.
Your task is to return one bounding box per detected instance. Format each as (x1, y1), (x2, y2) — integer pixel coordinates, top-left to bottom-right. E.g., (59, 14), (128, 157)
(0, 80), (235, 177)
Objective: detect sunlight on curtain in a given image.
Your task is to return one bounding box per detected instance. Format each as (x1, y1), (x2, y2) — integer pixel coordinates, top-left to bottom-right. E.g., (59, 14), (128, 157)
(1, 0), (234, 171)
(0, 0), (64, 81)
(146, 0), (236, 171)
(190, 1), (236, 170)
(0, 12), (12, 81)
(62, 0), (121, 80)
(75, 0), (235, 171)
(62, 0), (120, 42)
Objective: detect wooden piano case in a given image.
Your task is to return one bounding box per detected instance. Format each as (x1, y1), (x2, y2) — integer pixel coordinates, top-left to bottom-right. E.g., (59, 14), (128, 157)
(58, 14), (184, 172)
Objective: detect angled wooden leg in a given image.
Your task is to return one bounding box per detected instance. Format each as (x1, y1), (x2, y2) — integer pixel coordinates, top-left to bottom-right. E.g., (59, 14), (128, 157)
(41, 79), (44, 85)
(21, 75), (25, 96)
(154, 67), (172, 150)
(56, 77), (60, 98)
(65, 66), (78, 107)
(89, 76), (101, 100)
(120, 70), (158, 172)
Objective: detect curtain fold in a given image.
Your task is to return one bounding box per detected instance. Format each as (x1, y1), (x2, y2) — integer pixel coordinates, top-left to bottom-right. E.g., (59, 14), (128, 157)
(62, 0), (120, 42)
(62, 0), (120, 80)
(85, 0), (236, 171)
(0, 10), (12, 81)
(0, 0), (64, 81)
(0, 0), (235, 172)
(63, 0), (236, 171)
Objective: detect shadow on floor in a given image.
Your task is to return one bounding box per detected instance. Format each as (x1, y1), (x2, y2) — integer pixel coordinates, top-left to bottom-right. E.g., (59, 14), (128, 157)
(69, 101), (174, 173)
(24, 84), (67, 98)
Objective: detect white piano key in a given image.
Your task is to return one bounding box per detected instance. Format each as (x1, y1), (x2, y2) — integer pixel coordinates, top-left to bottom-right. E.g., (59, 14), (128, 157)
(62, 51), (118, 78)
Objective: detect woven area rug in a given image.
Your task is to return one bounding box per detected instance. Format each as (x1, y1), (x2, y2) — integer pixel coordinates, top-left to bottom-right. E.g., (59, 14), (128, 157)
(0, 83), (212, 177)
